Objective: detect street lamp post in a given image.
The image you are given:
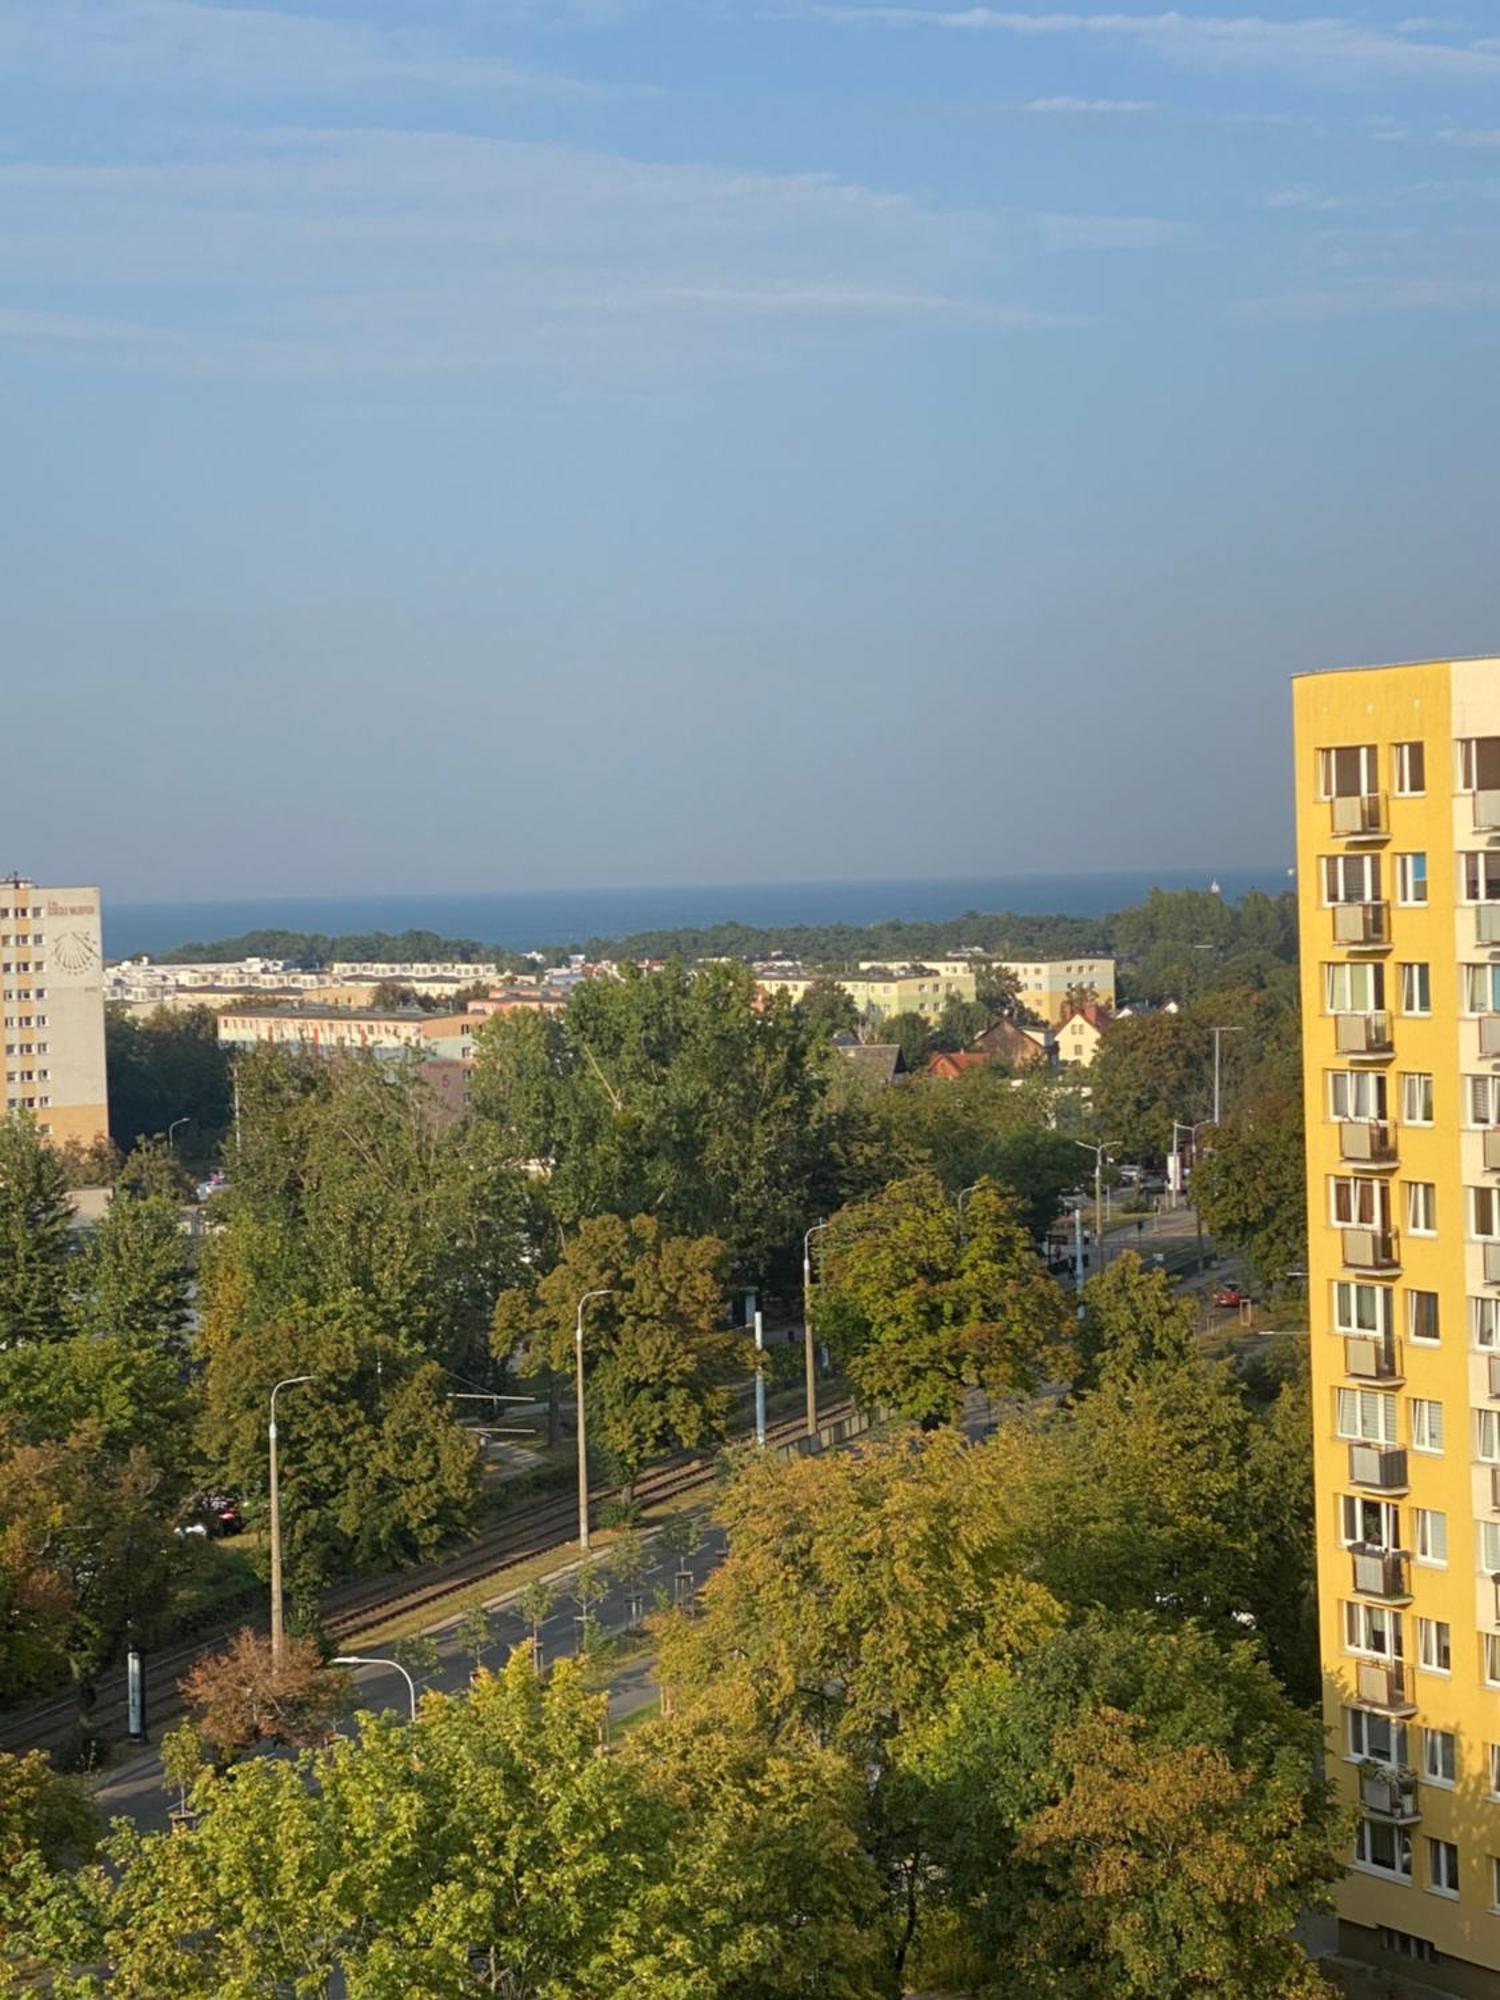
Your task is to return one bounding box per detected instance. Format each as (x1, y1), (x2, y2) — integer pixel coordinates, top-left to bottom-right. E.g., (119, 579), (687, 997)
(1073, 1140), (1119, 1279)
(166, 1116), (189, 1153)
(1211, 1025), (1243, 1128)
(331, 1654), (418, 1723)
(803, 1223), (830, 1439)
(268, 1375), (313, 1670)
(574, 1289), (614, 1551)
(956, 1181), (982, 1245)
(1173, 1119), (1216, 1273)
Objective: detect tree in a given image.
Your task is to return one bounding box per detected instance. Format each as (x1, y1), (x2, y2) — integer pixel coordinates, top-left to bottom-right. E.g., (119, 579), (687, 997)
(0, 1114), (75, 1345)
(974, 963), (1023, 1018)
(0, 1334), (196, 1489)
(472, 960), (832, 1286)
(104, 1005), (232, 1160)
(880, 1010), (932, 1071)
(796, 979), (860, 1039)
(1192, 1088), (1307, 1288)
(1088, 1011), (1214, 1161)
(816, 1173), (1073, 1424)
(178, 1629), (346, 1762)
(493, 1214), (747, 1499)
(74, 1188), (192, 1344)
(927, 994), (992, 1052)
(1074, 1250), (1197, 1390)
(0, 1749), (94, 1942)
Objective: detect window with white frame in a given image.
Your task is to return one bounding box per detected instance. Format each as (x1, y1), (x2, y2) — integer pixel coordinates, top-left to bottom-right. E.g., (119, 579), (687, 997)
(1349, 1709), (1408, 1765)
(1356, 1818), (1412, 1880)
(1320, 745), (1379, 799)
(1347, 1601), (1403, 1659)
(1411, 1398), (1444, 1453)
(1488, 1637), (1500, 1688)
(1477, 1408), (1500, 1465)
(1481, 1519), (1500, 1575)
(1396, 853), (1429, 906)
(1491, 1856), (1500, 1912)
(1406, 1183), (1437, 1236)
(1490, 1746), (1500, 1798)
(1470, 1076), (1500, 1126)
(1332, 1176), (1390, 1228)
(1427, 1837), (1460, 1896)
(1474, 1297), (1500, 1349)
(1407, 1290), (1439, 1343)
(1422, 1729), (1457, 1786)
(1341, 1495), (1400, 1549)
(1459, 738), (1500, 794)
(1418, 1618), (1452, 1674)
(1401, 1073), (1434, 1125)
(1334, 1283), (1393, 1337)
(1473, 1186), (1500, 1241)
(1331, 1070), (1387, 1122)
(1325, 853), (1382, 904)
(1463, 852), (1500, 903)
(1394, 743), (1426, 796)
(1465, 963), (1500, 1015)
(1401, 963), (1432, 1016)
(1327, 962), (1385, 1014)
(1337, 1387), (1398, 1442)
(1415, 1508), (1447, 1566)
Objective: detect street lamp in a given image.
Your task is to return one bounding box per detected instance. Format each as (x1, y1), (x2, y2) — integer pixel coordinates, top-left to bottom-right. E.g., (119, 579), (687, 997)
(268, 1375), (314, 1670)
(803, 1222), (830, 1439)
(331, 1654), (418, 1723)
(1210, 1025), (1243, 1128)
(574, 1289), (614, 1551)
(1073, 1139), (1119, 1278)
(1172, 1119), (1216, 1274)
(956, 1181), (982, 1245)
(166, 1116), (189, 1153)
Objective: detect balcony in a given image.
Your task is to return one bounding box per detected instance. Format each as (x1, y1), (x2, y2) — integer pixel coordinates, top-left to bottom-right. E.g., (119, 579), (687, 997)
(1475, 790), (1500, 834)
(1356, 1659), (1417, 1716)
(1351, 1548), (1411, 1603)
(1478, 904), (1500, 948)
(1344, 1334), (1402, 1384)
(1485, 1242), (1500, 1287)
(1331, 793), (1388, 841)
(1342, 1226), (1398, 1272)
(1359, 1768), (1421, 1824)
(1336, 1012), (1394, 1059)
(1349, 1442), (1408, 1492)
(1332, 901), (1391, 950)
(1339, 1121), (1397, 1168)
(1481, 1015), (1500, 1059)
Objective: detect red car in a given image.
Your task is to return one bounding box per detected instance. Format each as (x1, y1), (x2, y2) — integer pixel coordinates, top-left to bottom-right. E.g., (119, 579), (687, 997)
(1211, 1282), (1248, 1309)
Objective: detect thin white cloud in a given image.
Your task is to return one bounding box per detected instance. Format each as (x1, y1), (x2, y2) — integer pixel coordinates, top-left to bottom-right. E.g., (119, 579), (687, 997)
(1018, 94), (1156, 113)
(1037, 211), (1188, 248)
(1263, 185), (1344, 211)
(1439, 126), (1500, 148)
(807, 8), (1500, 88)
(1237, 274), (1500, 320)
(0, 128), (1055, 379)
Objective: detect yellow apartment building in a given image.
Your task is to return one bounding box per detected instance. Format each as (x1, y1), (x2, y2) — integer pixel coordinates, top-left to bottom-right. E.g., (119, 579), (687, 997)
(0, 876), (108, 1150)
(1295, 657), (1500, 1994)
(997, 956), (1116, 1025)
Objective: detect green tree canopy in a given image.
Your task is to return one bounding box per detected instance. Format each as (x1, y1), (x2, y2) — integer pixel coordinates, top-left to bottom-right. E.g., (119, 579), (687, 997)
(1192, 1088), (1307, 1288)
(0, 1114), (75, 1346)
(73, 1189), (191, 1345)
(104, 1006), (232, 1161)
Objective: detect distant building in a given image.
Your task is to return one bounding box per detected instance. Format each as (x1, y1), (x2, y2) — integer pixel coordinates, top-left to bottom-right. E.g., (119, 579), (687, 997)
(971, 1019), (1054, 1069)
(1055, 1001), (1113, 1070)
(1, 877), (108, 1149)
(835, 1041), (907, 1086)
(216, 1004), (477, 1124)
(465, 988), (569, 1018)
(757, 963), (978, 1023)
(925, 1049), (991, 1081)
(996, 957), (1116, 1026)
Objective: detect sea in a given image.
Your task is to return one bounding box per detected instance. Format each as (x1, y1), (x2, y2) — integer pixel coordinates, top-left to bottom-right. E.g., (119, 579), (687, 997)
(104, 866), (1292, 961)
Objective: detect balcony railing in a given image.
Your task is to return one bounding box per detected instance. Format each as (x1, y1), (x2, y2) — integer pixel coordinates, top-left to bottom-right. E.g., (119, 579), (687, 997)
(1352, 1548), (1411, 1602)
(1339, 1121), (1397, 1167)
(1481, 1015), (1500, 1059)
(1344, 1334), (1402, 1384)
(1331, 793), (1388, 839)
(1359, 1768), (1421, 1823)
(1343, 1226), (1398, 1272)
(1477, 904), (1500, 948)
(1356, 1659), (1416, 1715)
(1485, 1242), (1500, 1287)
(1336, 1012), (1394, 1058)
(1349, 1442), (1408, 1492)
(1474, 790), (1500, 834)
(1332, 901), (1391, 948)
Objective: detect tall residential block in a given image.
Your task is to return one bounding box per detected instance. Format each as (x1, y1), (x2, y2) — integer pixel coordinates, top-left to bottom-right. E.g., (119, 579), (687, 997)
(0, 876), (108, 1149)
(1294, 658), (1500, 1994)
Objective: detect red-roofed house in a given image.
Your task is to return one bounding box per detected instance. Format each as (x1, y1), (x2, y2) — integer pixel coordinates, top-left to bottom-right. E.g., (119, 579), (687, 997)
(1056, 1001), (1113, 1070)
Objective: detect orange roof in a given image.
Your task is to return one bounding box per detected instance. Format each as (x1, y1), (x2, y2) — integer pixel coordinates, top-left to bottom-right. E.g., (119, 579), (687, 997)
(925, 1049), (990, 1079)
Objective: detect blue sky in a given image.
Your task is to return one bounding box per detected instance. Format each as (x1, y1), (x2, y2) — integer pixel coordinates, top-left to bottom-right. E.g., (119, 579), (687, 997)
(3, 2), (1499, 900)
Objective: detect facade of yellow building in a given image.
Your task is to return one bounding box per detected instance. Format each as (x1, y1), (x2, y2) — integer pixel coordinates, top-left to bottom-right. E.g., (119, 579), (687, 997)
(998, 956), (1116, 1026)
(1, 877), (108, 1150)
(1295, 657), (1500, 1994)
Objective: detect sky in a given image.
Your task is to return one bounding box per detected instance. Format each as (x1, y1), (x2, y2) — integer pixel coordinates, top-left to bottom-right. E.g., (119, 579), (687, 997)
(3, 1), (1499, 901)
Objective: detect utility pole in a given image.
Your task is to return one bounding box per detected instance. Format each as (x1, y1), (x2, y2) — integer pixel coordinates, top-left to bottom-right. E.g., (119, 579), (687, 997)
(268, 1375), (313, 1670)
(574, 1289), (614, 1551)
(1073, 1139), (1118, 1282)
(753, 1309), (767, 1447)
(803, 1222), (830, 1439)
(1211, 1025), (1243, 1128)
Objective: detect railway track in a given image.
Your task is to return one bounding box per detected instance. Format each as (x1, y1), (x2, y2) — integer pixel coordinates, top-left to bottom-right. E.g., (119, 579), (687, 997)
(0, 1399), (856, 1759)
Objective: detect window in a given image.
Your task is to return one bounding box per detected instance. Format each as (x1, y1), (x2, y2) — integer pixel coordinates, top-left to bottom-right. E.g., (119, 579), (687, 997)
(1338, 1387), (1398, 1442)
(1465, 964), (1500, 1014)
(1481, 1519), (1500, 1574)
(1487, 1636), (1500, 1688)
(1349, 1709), (1407, 1765)
(1490, 1745), (1500, 1798)
(1478, 1409), (1500, 1464)
(1334, 1286), (1395, 1340)
(1331, 1177), (1390, 1228)
(1492, 1856), (1500, 1913)
(1325, 853), (1381, 904)
(1415, 1508), (1447, 1566)
(1406, 1184), (1437, 1236)
(1402, 1073), (1434, 1125)
(1396, 853), (1429, 906)
(1418, 1618), (1451, 1674)
(1427, 1837), (1460, 1897)
(1469, 1076), (1500, 1125)
(1407, 1290), (1440, 1343)
(1411, 1399), (1444, 1453)
(1462, 853), (1500, 903)
(1422, 1729), (1457, 1786)
(1395, 742), (1426, 796)
(1320, 745), (1379, 799)
(1326, 962), (1385, 1014)
(1462, 738), (1500, 794)
(1331, 1071), (1387, 1122)
(1347, 1601), (1402, 1659)
(1474, 1297), (1500, 1349)
(1473, 1186), (1500, 1240)
(1341, 1495), (1400, 1549)
(1357, 1818), (1413, 1880)
(1400, 963), (1431, 1016)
